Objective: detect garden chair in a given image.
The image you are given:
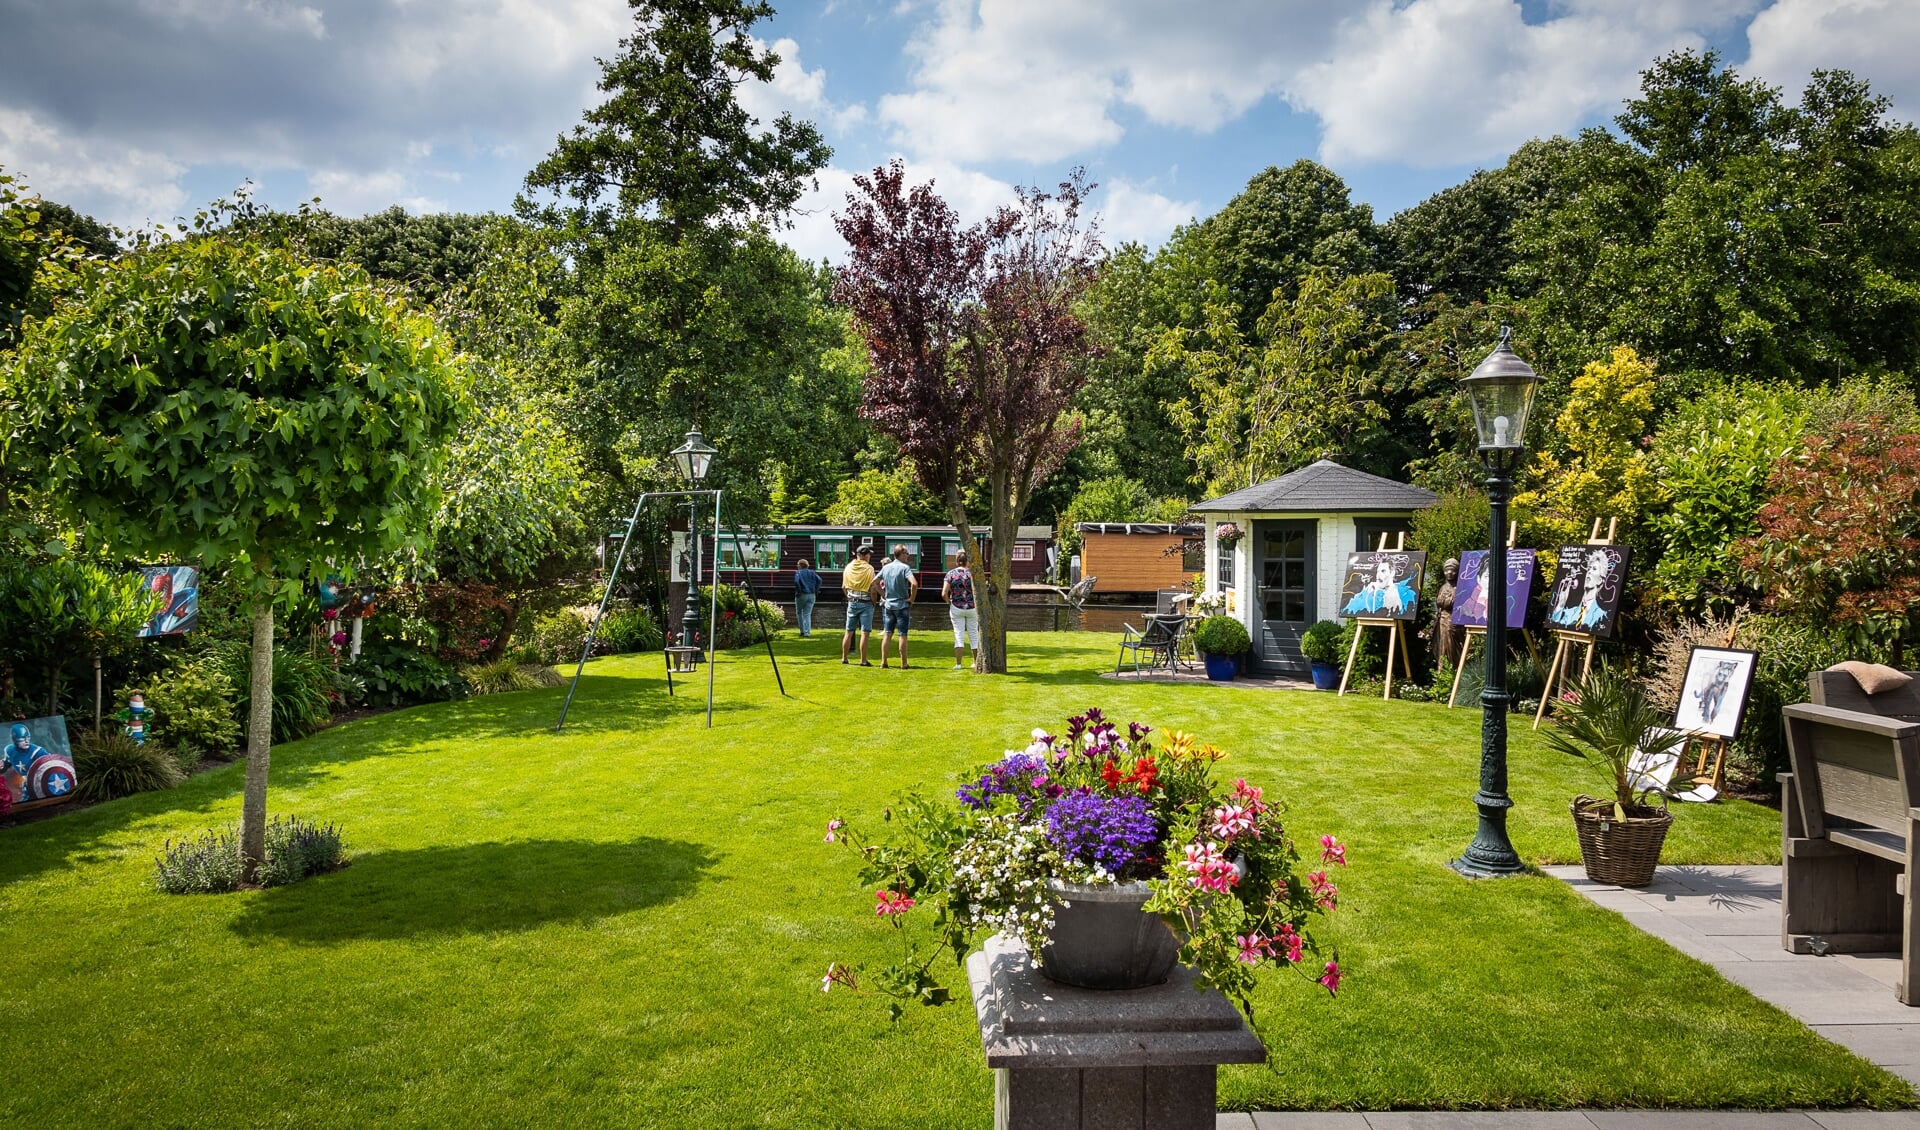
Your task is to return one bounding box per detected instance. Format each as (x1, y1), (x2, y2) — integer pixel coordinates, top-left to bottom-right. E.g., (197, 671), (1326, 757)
(1115, 614), (1182, 676)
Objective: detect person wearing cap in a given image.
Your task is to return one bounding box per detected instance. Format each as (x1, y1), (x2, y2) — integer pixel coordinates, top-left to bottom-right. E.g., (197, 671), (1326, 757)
(877, 544), (920, 669)
(841, 545), (881, 665)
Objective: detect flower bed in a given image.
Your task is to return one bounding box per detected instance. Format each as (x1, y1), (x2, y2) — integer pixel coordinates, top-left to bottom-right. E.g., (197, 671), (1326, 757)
(827, 707), (1347, 1019)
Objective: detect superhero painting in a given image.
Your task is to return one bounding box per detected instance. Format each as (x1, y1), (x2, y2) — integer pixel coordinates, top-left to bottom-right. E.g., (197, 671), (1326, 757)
(135, 566), (199, 637)
(3, 715), (76, 811)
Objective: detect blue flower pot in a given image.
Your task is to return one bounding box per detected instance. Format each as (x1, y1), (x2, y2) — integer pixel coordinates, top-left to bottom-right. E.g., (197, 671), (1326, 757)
(1310, 661), (1340, 690)
(1204, 653), (1239, 681)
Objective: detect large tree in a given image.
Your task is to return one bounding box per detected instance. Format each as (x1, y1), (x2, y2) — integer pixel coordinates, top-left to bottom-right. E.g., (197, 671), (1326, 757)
(1157, 268), (1394, 494)
(2, 214), (463, 881)
(835, 163), (1103, 673)
(523, 0), (828, 234)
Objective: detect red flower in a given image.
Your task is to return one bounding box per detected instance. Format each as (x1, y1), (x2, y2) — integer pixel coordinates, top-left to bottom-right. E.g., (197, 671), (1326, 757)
(1100, 759), (1125, 792)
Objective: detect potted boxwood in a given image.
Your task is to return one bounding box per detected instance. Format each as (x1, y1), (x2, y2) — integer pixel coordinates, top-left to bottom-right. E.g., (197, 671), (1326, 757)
(1193, 615), (1251, 681)
(1300, 621), (1343, 690)
(1538, 665), (1685, 887)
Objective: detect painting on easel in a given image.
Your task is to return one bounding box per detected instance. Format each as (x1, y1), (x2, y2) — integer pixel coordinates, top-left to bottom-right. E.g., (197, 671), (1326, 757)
(1672, 646), (1758, 741)
(1545, 544), (1631, 638)
(1338, 551), (1427, 621)
(1451, 549), (1535, 630)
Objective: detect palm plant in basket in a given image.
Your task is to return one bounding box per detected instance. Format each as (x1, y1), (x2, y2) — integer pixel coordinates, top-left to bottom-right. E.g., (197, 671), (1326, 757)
(1538, 665), (1686, 886)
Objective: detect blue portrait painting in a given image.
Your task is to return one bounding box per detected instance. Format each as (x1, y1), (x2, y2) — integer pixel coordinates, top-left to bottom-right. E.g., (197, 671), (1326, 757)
(1339, 551), (1426, 621)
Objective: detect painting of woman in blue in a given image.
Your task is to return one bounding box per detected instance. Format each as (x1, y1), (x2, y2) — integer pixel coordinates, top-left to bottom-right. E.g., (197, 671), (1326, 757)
(1342, 557), (1419, 618)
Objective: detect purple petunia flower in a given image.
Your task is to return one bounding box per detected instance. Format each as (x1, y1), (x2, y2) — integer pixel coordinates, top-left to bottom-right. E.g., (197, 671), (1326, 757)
(957, 752), (1049, 809)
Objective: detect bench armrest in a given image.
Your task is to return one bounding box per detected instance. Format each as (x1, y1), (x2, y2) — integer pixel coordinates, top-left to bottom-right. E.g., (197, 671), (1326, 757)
(1782, 701), (1920, 740)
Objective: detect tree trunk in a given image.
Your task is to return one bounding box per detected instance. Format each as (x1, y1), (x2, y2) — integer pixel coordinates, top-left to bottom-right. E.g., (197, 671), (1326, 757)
(491, 598), (522, 663)
(239, 597), (275, 885)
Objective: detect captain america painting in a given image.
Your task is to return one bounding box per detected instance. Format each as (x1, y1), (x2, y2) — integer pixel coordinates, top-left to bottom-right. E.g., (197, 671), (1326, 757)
(3, 716), (76, 810)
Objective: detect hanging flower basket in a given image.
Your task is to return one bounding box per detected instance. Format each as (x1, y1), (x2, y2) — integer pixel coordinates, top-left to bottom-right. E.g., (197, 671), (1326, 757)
(1214, 523), (1245, 545)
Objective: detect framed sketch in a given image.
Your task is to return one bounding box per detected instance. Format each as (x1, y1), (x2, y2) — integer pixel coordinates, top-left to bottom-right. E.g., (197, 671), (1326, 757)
(1673, 646), (1759, 740)
(3, 715), (76, 811)
(1339, 550), (1427, 622)
(134, 565), (199, 637)
(1544, 544), (1632, 639)
(1451, 549), (1536, 630)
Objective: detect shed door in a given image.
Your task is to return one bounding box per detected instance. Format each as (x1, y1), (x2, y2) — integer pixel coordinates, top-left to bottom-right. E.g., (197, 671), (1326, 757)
(1255, 520), (1316, 674)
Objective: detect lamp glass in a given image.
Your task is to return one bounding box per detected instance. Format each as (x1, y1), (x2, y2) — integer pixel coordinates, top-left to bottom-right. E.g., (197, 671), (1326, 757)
(671, 429), (717, 483)
(1461, 337), (1539, 452)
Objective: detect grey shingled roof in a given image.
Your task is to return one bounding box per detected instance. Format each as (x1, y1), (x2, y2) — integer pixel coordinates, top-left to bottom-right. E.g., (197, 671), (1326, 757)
(1192, 460), (1437, 514)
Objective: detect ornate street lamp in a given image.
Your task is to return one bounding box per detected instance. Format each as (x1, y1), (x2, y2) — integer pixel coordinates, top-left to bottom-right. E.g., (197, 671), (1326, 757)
(671, 428), (718, 659)
(1450, 327), (1539, 880)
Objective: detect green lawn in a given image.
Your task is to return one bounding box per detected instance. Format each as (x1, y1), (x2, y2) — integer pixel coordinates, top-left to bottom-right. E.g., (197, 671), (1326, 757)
(1, 632), (1908, 1126)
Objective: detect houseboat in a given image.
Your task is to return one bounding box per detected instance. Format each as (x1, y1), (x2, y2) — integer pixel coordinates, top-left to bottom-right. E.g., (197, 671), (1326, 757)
(674, 524), (1056, 602)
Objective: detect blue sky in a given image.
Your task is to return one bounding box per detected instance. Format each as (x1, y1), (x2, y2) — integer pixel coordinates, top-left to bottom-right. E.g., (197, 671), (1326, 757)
(1, 1), (1915, 262)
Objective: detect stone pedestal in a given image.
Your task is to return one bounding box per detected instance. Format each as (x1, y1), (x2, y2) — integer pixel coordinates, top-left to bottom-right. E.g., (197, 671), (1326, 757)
(967, 934), (1265, 1130)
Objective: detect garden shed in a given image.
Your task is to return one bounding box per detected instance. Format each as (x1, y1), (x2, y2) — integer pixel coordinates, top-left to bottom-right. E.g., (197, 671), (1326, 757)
(1193, 460), (1437, 674)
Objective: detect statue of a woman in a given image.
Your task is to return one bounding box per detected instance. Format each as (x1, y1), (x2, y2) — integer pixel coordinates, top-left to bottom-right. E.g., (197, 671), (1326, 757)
(1434, 558), (1460, 669)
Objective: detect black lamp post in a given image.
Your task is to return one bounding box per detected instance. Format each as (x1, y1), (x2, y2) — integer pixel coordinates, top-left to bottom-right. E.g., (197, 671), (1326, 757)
(670, 427), (718, 659)
(1450, 327), (1540, 880)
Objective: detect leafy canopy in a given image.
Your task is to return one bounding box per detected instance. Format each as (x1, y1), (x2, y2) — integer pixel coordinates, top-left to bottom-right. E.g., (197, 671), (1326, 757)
(1, 217), (466, 588)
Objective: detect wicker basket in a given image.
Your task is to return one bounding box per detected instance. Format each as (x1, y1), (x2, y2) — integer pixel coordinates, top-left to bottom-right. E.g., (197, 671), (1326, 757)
(1570, 794), (1673, 887)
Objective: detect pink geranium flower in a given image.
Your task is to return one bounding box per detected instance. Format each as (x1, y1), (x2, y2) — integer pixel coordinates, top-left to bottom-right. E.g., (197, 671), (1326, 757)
(875, 889), (915, 916)
(1319, 960), (1341, 995)
(1319, 834), (1347, 867)
(824, 819), (844, 844)
(1307, 869), (1339, 911)
(1235, 933), (1269, 964)
(1181, 843), (1238, 892)
(1276, 922), (1304, 963)
(1211, 804), (1258, 842)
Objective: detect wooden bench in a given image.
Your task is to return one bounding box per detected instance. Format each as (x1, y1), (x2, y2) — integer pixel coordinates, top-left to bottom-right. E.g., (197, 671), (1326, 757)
(1778, 669), (1920, 1005)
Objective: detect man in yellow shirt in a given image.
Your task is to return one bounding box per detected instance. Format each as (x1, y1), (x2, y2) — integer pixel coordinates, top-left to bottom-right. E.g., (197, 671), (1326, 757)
(841, 546), (880, 665)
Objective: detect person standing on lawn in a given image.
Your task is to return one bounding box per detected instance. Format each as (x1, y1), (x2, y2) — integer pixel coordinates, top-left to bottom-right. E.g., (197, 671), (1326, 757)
(942, 548), (979, 670)
(877, 544), (919, 669)
(791, 558), (822, 638)
(841, 545), (880, 665)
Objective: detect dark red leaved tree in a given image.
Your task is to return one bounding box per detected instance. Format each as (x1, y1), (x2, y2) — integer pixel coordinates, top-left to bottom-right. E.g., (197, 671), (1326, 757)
(834, 162), (1102, 672)
(1739, 420), (1920, 663)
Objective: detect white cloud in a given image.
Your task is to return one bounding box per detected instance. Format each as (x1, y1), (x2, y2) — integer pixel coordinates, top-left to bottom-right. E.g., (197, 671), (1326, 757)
(1097, 178), (1197, 249)
(307, 169), (445, 216)
(877, 0), (1342, 164)
(736, 37), (869, 136)
(0, 107), (189, 226)
(0, 0), (627, 223)
(1744, 0), (1920, 123)
(1288, 0), (1762, 166)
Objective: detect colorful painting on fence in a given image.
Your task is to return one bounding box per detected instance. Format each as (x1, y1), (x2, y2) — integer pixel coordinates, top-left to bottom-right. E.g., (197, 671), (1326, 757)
(135, 565), (199, 637)
(3, 715), (75, 811)
(1451, 549), (1536, 630)
(1338, 551), (1427, 621)
(1545, 545), (1632, 639)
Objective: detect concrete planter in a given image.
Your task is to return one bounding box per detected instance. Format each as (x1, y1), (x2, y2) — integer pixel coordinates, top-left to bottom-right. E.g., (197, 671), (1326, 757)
(1039, 879), (1180, 989)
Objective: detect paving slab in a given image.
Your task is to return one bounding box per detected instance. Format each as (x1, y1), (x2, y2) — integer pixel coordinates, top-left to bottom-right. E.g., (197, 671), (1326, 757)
(1585, 1114), (1822, 1129)
(1808, 1113), (1920, 1129)
(1811, 1027), (1920, 1066)
(1240, 1115), (1370, 1129)
(1363, 1113), (1595, 1129)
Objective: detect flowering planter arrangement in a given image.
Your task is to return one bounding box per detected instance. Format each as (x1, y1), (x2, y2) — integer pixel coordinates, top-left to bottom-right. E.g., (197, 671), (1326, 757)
(825, 708), (1346, 1021)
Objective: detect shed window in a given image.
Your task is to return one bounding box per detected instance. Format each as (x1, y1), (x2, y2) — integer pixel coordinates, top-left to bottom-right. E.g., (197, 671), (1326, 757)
(1216, 541), (1235, 586)
(1181, 539), (1204, 572)
(1012, 543), (1035, 562)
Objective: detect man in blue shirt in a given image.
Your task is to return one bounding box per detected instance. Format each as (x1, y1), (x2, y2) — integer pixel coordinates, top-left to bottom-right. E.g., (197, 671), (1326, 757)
(790, 557), (822, 638)
(877, 544), (920, 669)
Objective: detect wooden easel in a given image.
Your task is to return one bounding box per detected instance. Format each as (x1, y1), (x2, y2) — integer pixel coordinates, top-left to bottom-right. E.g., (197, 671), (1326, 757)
(1339, 533), (1416, 700)
(1533, 518), (1618, 729)
(1675, 611), (1744, 796)
(1447, 523), (1543, 708)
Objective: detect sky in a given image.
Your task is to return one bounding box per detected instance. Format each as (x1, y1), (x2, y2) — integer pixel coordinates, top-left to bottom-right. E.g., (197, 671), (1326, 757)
(1, 0), (1916, 263)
